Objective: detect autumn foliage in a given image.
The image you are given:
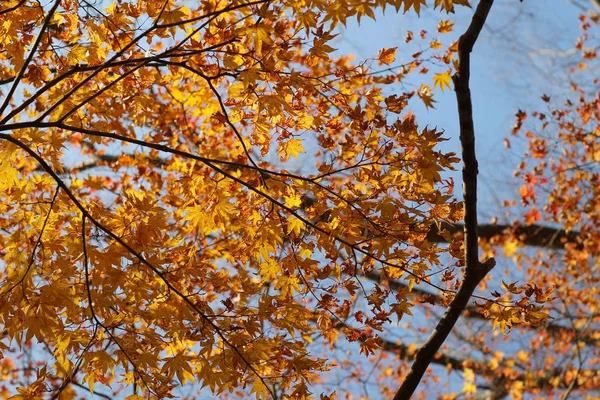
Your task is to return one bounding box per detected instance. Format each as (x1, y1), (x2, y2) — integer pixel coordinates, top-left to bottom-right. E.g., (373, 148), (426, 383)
(0, 0), (595, 398)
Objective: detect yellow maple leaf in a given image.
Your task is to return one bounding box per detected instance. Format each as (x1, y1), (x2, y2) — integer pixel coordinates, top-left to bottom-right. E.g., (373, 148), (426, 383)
(492, 309), (521, 334)
(278, 138), (305, 161)
(515, 349), (529, 363)
(0, 146), (19, 191)
(378, 47), (398, 66)
(391, 301), (414, 321)
(250, 380), (271, 400)
(259, 257), (281, 281)
(274, 274), (301, 297)
(510, 381), (525, 399)
(310, 37), (337, 58)
(287, 215), (305, 235)
(503, 239), (519, 257)
(67, 45), (88, 66)
(182, 206), (215, 234)
(437, 19), (455, 33)
(463, 367), (476, 394)
(418, 84), (436, 109)
(433, 71), (453, 91)
(284, 190), (303, 208)
(245, 23), (273, 56)
(161, 353), (195, 385)
(463, 381), (477, 395)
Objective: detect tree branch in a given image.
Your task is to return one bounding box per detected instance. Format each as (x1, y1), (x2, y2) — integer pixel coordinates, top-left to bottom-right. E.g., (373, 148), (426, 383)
(427, 221), (580, 251)
(383, 337), (600, 397)
(393, 1), (496, 398)
(39, 148), (594, 346)
(368, 270), (600, 346)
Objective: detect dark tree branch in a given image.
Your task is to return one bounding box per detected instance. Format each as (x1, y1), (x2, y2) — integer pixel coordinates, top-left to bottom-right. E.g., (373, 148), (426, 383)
(368, 271), (600, 346)
(383, 337), (600, 397)
(0, 133), (276, 399)
(40, 146), (583, 254)
(393, 1), (496, 398)
(427, 221), (580, 251)
(0, 0), (61, 117)
(34, 147), (594, 346)
(27, 146), (585, 252)
(21, 140), (592, 350)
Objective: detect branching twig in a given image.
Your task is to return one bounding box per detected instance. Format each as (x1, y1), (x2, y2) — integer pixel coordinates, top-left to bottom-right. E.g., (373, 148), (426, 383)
(0, 0), (62, 117)
(0, 133), (276, 400)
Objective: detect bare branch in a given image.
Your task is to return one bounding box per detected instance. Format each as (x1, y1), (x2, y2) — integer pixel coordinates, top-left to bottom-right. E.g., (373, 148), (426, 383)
(393, 1), (496, 398)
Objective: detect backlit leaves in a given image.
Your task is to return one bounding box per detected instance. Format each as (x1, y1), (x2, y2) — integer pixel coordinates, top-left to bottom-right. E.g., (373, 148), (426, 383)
(0, 0), (491, 398)
(433, 71), (452, 91)
(0, 145), (18, 191)
(378, 47), (398, 65)
(434, 0), (471, 13)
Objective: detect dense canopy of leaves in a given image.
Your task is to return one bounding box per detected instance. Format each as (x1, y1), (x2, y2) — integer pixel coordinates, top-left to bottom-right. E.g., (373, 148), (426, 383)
(2, 0), (599, 399)
(0, 0), (473, 398)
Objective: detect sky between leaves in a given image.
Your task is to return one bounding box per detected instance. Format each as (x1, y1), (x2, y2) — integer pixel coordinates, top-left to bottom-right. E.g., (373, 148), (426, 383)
(0, 0), (596, 399)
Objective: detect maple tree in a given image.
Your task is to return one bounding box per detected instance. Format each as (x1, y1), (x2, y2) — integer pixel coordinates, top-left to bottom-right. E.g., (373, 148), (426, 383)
(2, 0), (598, 398)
